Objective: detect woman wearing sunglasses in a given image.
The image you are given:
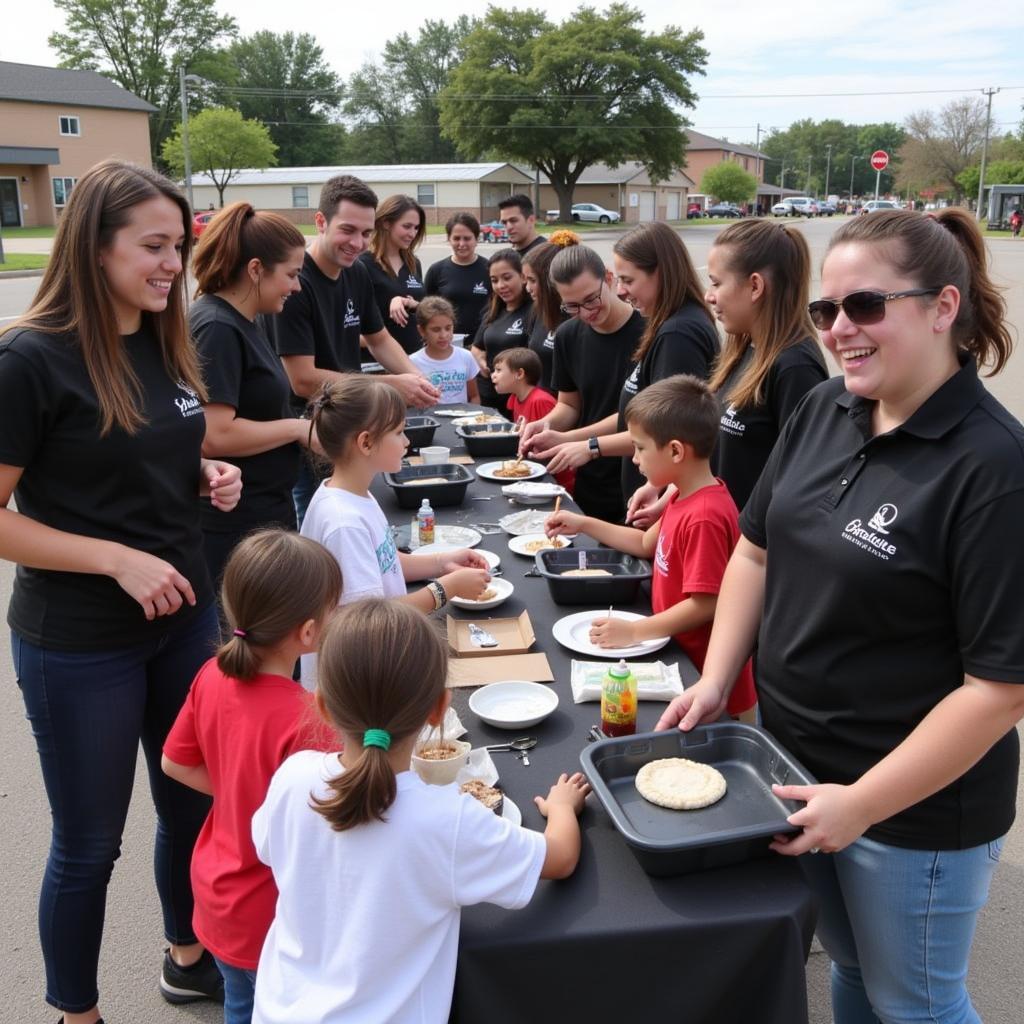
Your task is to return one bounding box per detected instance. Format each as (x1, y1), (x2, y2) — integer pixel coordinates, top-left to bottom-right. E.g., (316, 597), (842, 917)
(659, 208), (1023, 1024)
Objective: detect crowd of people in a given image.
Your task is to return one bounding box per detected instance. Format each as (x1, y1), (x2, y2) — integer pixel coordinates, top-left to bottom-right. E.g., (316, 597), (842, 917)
(1, 158), (1022, 1024)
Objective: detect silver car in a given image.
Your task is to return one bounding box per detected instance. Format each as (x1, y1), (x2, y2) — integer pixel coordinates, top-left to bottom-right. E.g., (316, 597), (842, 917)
(545, 202), (621, 224)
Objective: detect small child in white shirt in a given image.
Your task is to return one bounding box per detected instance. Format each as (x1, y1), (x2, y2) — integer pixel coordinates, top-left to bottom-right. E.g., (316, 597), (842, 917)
(252, 599), (590, 1024)
(409, 295), (480, 404)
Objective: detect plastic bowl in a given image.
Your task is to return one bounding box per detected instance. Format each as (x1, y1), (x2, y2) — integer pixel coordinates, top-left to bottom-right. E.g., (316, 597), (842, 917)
(469, 681), (559, 729)
(411, 738), (472, 785)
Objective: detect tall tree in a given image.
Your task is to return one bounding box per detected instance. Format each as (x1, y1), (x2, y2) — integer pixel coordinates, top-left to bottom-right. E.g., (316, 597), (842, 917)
(701, 163), (757, 206)
(900, 97), (990, 200)
(49, 0), (237, 167)
(162, 107), (277, 207)
(225, 32), (346, 167)
(439, 4), (707, 221)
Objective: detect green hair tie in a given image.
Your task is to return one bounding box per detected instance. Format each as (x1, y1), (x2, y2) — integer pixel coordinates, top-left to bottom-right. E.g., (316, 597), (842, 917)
(363, 729), (391, 751)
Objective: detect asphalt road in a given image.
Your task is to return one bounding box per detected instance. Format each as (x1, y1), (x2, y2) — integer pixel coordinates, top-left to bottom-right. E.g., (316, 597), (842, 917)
(2, 218), (1023, 1023)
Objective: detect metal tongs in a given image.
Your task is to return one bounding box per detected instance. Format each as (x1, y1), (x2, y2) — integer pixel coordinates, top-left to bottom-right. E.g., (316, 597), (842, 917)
(467, 623), (498, 648)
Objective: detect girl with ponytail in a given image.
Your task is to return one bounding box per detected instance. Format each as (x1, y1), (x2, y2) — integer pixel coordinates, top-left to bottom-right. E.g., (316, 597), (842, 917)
(190, 201), (315, 590)
(162, 529), (341, 1024)
(251, 599), (590, 1023)
(659, 209), (1024, 1024)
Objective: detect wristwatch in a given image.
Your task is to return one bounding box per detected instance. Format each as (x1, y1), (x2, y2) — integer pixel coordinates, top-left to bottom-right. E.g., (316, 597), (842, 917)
(588, 436), (601, 459)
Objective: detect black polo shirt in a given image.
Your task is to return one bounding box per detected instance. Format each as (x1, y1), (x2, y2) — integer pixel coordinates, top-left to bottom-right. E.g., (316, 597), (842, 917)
(356, 251), (425, 355)
(712, 338), (829, 510)
(270, 251), (384, 411)
(423, 256), (491, 338)
(741, 358), (1024, 849)
(472, 299), (533, 411)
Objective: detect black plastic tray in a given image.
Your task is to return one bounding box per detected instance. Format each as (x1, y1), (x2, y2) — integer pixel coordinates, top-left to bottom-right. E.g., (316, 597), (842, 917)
(384, 463), (474, 509)
(404, 415), (440, 451)
(580, 724), (816, 876)
(534, 548), (652, 605)
(455, 422), (521, 457)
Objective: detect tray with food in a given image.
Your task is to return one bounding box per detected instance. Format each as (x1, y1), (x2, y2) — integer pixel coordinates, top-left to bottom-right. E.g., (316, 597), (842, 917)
(580, 724), (816, 876)
(534, 548), (652, 605)
(384, 463), (474, 509)
(455, 422), (522, 458)
(403, 415), (441, 451)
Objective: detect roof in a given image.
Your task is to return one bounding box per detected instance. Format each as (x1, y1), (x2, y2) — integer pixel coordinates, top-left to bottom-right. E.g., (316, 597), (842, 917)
(685, 129), (768, 160)
(517, 162), (695, 188)
(189, 163), (532, 187)
(0, 61), (156, 113)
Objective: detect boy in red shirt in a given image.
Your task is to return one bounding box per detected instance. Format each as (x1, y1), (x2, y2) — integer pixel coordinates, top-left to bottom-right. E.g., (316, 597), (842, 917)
(545, 374), (755, 717)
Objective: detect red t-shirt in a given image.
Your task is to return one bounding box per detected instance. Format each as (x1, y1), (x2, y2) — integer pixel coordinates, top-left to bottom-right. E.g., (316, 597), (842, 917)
(507, 386), (575, 492)
(163, 658), (337, 968)
(651, 481), (756, 714)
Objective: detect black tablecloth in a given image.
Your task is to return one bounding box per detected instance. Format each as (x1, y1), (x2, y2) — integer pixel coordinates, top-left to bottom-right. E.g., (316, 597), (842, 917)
(373, 406), (816, 1024)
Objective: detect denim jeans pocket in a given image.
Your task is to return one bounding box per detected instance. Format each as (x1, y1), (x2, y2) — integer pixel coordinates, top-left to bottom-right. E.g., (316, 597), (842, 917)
(987, 836), (1005, 863)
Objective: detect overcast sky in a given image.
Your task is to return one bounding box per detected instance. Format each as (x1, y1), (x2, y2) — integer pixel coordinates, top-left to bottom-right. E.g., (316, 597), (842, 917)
(2, 0), (1021, 148)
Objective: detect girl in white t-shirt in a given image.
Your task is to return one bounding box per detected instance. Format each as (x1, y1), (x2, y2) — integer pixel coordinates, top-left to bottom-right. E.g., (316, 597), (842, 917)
(252, 599), (590, 1024)
(410, 295), (480, 405)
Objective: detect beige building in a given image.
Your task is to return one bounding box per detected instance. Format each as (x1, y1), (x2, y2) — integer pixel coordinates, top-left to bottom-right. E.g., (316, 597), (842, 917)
(0, 61), (154, 228)
(682, 130), (795, 212)
(188, 163), (535, 225)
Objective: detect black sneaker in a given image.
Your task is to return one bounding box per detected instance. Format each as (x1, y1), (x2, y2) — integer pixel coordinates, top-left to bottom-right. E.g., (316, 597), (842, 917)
(159, 948), (224, 1004)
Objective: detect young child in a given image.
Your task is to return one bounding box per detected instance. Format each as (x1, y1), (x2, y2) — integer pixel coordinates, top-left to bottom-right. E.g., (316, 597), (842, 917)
(409, 295), (480, 405)
(251, 599), (590, 1024)
(161, 530), (343, 1024)
(299, 376), (491, 689)
(546, 374), (756, 718)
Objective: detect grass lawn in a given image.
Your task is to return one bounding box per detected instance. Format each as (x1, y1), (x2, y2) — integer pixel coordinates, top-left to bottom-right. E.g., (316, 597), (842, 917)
(0, 226), (57, 239)
(0, 253), (49, 272)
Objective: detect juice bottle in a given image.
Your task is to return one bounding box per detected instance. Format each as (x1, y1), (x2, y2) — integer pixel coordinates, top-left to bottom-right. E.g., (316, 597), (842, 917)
(601, 659), (637, 737)
(417, 498), (435, 545)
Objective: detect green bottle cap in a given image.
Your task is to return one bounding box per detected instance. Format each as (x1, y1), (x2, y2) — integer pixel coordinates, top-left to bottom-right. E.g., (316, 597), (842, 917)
(608, 659), (631, 679)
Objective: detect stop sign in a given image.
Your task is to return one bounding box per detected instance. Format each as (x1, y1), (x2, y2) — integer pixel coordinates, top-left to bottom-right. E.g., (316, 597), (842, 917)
(870, 150), (889, 171)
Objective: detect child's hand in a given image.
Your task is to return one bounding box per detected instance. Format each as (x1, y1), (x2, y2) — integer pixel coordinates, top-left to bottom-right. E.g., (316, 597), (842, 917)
(202, 459), (243, 511)
(545, 510), (584, 537)
(535, 772), (590, 818)
(441, 567), (492, 601)
(441, 548), (490, 572)
(589, 615), (637, 648)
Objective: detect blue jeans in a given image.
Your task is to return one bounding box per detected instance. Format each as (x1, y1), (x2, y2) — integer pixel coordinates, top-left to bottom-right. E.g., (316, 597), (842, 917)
(214, 957), (257, 1024)
(12, 603), (219, 1013)
(292, 458), (322, 530)
(801, 834), (1004, 1024)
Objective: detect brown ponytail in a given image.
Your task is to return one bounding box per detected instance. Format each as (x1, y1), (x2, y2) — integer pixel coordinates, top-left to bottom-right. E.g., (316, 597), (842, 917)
(311, 600), (448, 831)
(827, 209), (1013, 375)
(309, 376), (406, 461)
(216, 529), (342, 681)
(192, 202), (306, 296)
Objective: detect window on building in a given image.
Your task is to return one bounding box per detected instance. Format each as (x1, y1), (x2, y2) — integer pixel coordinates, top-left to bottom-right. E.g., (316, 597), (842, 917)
(59, 115), (81, 136)
(52, 177), (77, 208)
(416, 184), (436, 207)
(292, 185), (310, 208)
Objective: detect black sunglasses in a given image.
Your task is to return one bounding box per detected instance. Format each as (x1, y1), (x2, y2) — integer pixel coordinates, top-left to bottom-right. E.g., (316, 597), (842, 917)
(808, 289), (941, 330)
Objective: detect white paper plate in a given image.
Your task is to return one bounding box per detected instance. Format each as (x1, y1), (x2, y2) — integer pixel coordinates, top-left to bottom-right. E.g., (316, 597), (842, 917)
(499, 509), (576, 537)
(552, 609), (671, 659)
(453, 414), (507, 427)
(502, 796), (522, 826)
(501, 482), (568, 505)
(476, 460), (547, 482)
(415, 525), (482, 549)
(469, 680), (559, 729)
(450, 576), (514, 610)
(508, 533), (573, 557)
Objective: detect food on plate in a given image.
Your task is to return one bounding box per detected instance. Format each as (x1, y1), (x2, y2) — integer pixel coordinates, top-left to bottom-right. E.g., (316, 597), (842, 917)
(635, 758), (727, 810)
(416, 743), (462, 761)
(405, 477), (449, 485)
(493, 460), (532, 478)
(523, 537), (566, 553)
(562, 568), (613, 577)
(460, 779), (504, 814)
(470, 587), (498, 602)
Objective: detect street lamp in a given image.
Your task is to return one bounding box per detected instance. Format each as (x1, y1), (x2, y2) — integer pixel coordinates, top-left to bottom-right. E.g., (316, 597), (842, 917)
(824, 144), (833, 199)
(178, 68), (205, 212)
(849, 155), (860, 201)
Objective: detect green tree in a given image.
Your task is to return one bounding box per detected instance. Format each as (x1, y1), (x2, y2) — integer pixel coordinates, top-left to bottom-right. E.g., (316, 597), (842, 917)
(49, 0), (237, 167)
(162, 107), (277, 207)
(956, 159), (1024, 200)
(701, 162), (757, 205)
(439, 4), (707, 221)
(225, 32), (346, 167)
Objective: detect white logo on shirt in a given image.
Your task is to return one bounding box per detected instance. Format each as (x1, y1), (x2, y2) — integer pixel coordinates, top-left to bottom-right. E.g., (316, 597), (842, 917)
(406, 276), (423, 290)
(507, 318), (524, 335)
(654, 531), (671, 574)
(173, 380), (203, 418)
(623, 365), (640, 396)
(841, 502), (898, 560)
(544, 331), (555, 350)
(867, 504), (898, 534)
(473, 281), (488, 294)
(720, 403), (746, 435)
(344, 299), (360, 329)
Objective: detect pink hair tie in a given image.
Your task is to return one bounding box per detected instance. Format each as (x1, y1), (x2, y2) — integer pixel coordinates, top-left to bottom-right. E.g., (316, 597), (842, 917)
(233, 629), (248, 639)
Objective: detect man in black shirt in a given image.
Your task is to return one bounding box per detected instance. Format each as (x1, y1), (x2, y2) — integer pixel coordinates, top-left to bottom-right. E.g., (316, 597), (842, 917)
(499, 194), (545, 256)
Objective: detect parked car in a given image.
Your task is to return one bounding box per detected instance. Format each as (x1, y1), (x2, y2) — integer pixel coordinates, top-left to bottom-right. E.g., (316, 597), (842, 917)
(479, 220), (510, 243)
(772, 197), (815, 218)
(705, 203), (744, 218)
(192, 210), (216, 239)
(686, 202), (704, 219)
(543, 203), (621, 224)
(860, 200), (899, 214)
(818, 200), (836, 216)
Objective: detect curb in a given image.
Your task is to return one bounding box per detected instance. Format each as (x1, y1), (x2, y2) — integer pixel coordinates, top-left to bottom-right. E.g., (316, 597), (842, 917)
(0, 268), (46, 279)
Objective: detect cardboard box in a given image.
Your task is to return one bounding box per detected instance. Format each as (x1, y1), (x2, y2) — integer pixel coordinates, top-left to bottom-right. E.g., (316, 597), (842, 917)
(446, 610), (535, 657)
(447, 653), (554, 688)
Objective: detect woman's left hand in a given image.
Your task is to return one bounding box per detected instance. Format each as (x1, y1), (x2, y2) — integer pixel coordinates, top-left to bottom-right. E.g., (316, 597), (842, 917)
(201, 459), (242, 512)
(769, 783), (873, 856)
(538, 440), (592, 474)
(441, 548), (490, 572)
(390, 295), (417, 328)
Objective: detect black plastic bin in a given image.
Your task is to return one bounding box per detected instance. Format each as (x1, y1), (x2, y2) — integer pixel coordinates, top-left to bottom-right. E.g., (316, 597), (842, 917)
(384, 463), (474, 509)
(455, 423), (521, 458)
(534, 548), (652, 605)
(580, 724), (816, 876)
(404, 415), (440, 451)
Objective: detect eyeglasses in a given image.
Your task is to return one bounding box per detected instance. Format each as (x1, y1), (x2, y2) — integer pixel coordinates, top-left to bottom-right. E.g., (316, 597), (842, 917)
(808, 289), (941, 330)
(559, 281), (604, 316)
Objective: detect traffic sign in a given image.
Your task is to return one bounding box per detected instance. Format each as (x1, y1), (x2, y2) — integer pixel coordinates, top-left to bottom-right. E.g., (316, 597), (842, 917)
(870, 150), (889, 172)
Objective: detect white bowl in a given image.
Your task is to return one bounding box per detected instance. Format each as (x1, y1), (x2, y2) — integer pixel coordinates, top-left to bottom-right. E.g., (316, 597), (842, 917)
(469, 681), (559, 729)
(508, 533), (572, 557)
(411, 738), (472, 785)
(449, 576), (513, 610)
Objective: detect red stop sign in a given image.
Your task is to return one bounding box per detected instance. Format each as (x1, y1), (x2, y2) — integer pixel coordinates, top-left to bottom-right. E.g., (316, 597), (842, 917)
(870, 150), (889, 171)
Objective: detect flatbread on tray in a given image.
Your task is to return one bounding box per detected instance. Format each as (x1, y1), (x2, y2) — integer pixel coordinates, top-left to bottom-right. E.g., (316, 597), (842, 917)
(635, 758), (727, 811)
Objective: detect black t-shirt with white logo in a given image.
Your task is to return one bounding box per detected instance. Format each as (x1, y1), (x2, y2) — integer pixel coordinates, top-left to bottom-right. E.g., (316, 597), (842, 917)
(527, 312), (562, 394)
(616, 302), (720, 499)
(713, 338), (829, 510)
(552, 311), (642, 522)
(190, 294), (299, 533)
(0, 326), (211, 650)
(270, 252), (384, 411)
(356, 252), (425, 355)
(472, 299), (534, 410)
(741, 359), (1024, 849)
(423, 256), (491, 338)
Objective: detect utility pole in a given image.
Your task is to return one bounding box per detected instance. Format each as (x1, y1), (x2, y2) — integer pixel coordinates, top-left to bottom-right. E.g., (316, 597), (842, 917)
(849, 155), (860, 201)
(975, 87), (1000, 222)
(178, 68), (205, 211)
(824, 144), (832, 199)
(805, 154), (812, 194)
(755, 122), (762, 214)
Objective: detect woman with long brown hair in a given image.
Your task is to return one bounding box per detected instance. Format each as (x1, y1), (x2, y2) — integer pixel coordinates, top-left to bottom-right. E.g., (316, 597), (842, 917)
(0, 160), (241, 1022)
(521, 231), (578, 393)
(356, 194), (427, 354)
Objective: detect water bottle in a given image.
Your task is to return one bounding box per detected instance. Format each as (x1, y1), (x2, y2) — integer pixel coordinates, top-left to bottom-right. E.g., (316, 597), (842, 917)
(417, 499), (435, 546)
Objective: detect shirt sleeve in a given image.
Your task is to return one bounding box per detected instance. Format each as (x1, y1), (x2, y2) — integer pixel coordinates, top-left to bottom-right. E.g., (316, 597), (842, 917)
(471, 317), (487, 351)
(678, 516), (735, 596)
(194, 317), (245, 409)
(271, 288), (315, 357)
(452, 796), (546, 909)
(162, 673), (204, 766)
(328, 524), (388, 602)
(951, 488), (1024, 684)
(353, 261), (385, 336)
(550, 323), (578, 393)
(770, 362), (828, 432)
(649, 322), (716, 381)
(0, 342), (52, 467)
